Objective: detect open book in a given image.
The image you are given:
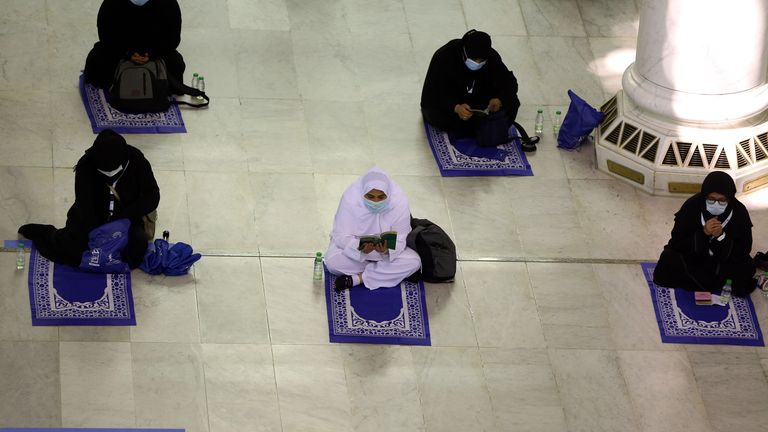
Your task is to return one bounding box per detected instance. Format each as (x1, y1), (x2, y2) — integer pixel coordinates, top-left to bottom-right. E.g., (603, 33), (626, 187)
(357, 231), (397, 250)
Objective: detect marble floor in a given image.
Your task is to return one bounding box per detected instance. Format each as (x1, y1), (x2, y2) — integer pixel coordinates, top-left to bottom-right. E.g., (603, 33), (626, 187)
(2, 0), (768, 431)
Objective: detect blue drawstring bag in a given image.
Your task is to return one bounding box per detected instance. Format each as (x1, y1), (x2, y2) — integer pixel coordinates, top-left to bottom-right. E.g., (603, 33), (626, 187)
(140, 238), (201, 276)
(557, 90), (605, 150)
(79, 218), (131, 274)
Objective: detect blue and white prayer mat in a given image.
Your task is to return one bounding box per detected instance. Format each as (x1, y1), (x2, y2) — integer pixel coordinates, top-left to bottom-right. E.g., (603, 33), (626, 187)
(0, 429), (183, 432)
(324, 268), (431, 346)
(423, 121), (533, 177)
(642, 262), (764, 346)
(27, 246), (136, 326)
(79, 74), (186, 134)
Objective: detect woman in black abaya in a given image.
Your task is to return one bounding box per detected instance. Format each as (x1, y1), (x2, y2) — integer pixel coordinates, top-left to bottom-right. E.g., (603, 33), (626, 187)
(653, 171), (757, 296)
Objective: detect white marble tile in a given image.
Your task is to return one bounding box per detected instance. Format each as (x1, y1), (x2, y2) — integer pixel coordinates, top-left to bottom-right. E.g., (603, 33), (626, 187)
(124, 134), (185, 172)
(343, 0), (409, 35)
(367, 106), (439, 177)
(462, 261), (547, 348)
(58, 326), (131, 343)
(588, 37), (638, 96)
(442, 177), (524, 259)
(240, 98), (314, 174)
(250, 173), (328, 254)
(130, 272), (201, 343)
(132, 342), (209, 432)
(182, 0), (231, 30)
(561, 141), (615, 180)
(637, 192), (687, 258)
(47, 25), (96, 90)
(261, 257), (330, 344)
(593, 263), (682, 351)
(577, 0), (639, 37)
(570, 178), (658, 260)
(227, 0), (290, 30)
(549, 348), (639, 432)
(617, 350), (712, 432)
(0, 341), (60, 428)
(196, 257), (270, 343)
(303, 100), (374, 173)
(0, 24), (51, 93)
(202, 344), (282, 432)
(50, 91), (98, 169)
(0, 90), (53, 167)
(423, 267), (478, 347)
(273, 345), (353, 432)
(0, 167), (54, 239)
(519, 0), (586, 37)
(0, 0), (47, 25)
(403, 0), (466, 35)
(152, 170), (193, 243)
(462, 0), (527, 36)
(688, 351), (768, 432)
(391, 175), (452, 236)
(529, 263), (614, 349)
(286, 0), (349, 36)
(313, 173), (359, 235)
(53, 168), (75, 228)
(185, 171), (259, 254)
(236, 30), (300, 99)
(411, 346), (495, 432)
(45, 0), (101, 28)
(179, 29), (239, 98)
(291, 30), (361, 102)
(60, 342), (135, 428)
(349, 32), (420, 103)
(341, 345), (425, 432)
(480, 348), (567, 432)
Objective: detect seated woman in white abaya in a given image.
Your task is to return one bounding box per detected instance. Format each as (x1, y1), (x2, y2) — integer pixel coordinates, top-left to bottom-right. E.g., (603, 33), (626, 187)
(325, 167), (422, 291)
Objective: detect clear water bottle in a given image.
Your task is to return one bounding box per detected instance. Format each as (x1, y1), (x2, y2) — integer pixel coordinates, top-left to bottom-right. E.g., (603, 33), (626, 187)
(534, 109), (544, 136)
(721, 278), (733, 305)
(16, 241), (25, 270)
(196, 76), (205, 101)
(553, 110), (562, 136)
(759, 272), (768, 298)
(191, 72), (199, 89)
(313, 252), (323, 281)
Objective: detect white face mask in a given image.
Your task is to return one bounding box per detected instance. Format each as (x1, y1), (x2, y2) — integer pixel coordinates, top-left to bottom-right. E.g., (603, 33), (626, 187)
(464, 58), (486, 71)
(98, 165), (123, 177)
(130, 0), (150, 6)
(706, 200), (727, 216)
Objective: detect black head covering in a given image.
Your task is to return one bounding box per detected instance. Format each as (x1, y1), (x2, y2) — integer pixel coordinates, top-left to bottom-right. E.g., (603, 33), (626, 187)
(462, 29), (492, 60)
(701, 171), (736, 200)
(89, 129), (129, 171)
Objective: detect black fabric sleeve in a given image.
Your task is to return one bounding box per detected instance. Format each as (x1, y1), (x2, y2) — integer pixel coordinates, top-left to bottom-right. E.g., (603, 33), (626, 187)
(151, 0), (182, 58)
(73, 169), (101, 230)
(97, 0), (122, 53)
(116, 157), (160, 222)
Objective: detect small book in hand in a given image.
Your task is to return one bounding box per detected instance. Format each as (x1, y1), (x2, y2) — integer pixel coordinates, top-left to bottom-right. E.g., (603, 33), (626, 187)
(358, 231), (397, 250)
(471, 108), (490, 117)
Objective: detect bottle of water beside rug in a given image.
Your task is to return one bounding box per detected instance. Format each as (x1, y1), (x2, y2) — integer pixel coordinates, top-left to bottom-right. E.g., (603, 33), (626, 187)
(721, 278), (732, 305)
(313, 252), (323, 281)
(534, 108), (544, 136)
(16, 241), (25, 270)
(759, 272), (768, 298)
(553, 110), (562, 137)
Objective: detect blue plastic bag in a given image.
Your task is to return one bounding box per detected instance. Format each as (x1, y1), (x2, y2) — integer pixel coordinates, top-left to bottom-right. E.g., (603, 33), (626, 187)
(140, 238), (201, 276)
(79, 218), (131, 274)
(557, 90), (605, 150)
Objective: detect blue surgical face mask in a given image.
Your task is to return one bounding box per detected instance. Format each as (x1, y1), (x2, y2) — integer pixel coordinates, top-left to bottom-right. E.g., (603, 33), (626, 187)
(706, 200), (727, 216)
(130, 0), (150, 6)
(465, 58), (486, 71)
(364, 198), (389, 214)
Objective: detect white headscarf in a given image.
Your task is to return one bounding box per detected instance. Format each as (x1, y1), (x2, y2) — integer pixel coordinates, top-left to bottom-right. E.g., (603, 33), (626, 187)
(330, 167), (411, 260)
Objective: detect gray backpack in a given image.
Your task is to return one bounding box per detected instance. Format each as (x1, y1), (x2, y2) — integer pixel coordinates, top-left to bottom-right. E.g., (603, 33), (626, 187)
(109, 59), (170, 113)
(406, 218), (457, 283)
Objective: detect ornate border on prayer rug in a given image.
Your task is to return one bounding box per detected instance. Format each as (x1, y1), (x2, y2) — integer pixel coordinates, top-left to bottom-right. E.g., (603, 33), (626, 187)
(641, 262), (763, 346)
(423, 121), (533, 177)
(27, 246), (136, 326)
(79, 74), (186, 134)
(324, 268), (431, 345)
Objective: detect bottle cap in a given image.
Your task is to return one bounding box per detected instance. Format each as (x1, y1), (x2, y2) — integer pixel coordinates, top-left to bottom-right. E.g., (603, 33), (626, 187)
(726, 278), (733, 284)
(537, 109), (543, 113)
(199, 76), (205, 80)
(316, 251), (322, 257)
(193, 72), (198, 77)
(18, 240), (24, 247)
(556, 110), (562, 115)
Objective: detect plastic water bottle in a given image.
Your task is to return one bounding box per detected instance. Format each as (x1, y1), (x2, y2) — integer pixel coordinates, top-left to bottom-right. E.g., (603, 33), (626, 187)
(534, 109), (544, 136)
(191, 72), (199, 89)
(196, 76), (205, 101)
(553, 110), (562, 136)
(721, 278), (733, 305)
(313, 252), (323, 281)
(759, 272), (768, 298)
(16, 241), (25, 270)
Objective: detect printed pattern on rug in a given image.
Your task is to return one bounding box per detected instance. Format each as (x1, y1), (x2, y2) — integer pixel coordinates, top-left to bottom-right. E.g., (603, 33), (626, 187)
(641, 262), (763, 346)
(79, 74), (186, 134)
(28, 247), (136, 326)
(423, 121), (533, 177)
(324, 268), (431, 345)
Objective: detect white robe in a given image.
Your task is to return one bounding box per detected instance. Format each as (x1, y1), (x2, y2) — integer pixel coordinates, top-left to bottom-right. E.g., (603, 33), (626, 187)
(325, 167), (421, 289)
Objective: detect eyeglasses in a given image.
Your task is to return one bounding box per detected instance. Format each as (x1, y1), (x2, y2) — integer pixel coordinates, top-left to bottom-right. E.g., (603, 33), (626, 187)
(706, 198), (728, 206)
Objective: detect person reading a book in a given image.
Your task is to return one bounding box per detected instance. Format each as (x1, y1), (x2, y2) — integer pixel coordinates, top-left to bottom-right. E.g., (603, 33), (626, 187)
(653, 171), (757, 297)
(420, 29), (535, 151)
(18, 129), (160, 269)
(84, 0), (186, 89)
(325, 167), (421, 291)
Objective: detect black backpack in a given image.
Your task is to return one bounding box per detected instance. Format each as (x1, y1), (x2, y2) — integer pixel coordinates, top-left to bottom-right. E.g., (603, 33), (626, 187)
(108, 59), (210, 114)
(406, 217), (457, 283)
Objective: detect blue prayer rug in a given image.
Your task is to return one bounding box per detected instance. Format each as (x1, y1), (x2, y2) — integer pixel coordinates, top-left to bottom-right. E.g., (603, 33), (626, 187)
(423, 121), (533, 177)
(27, 246), (136, 326)
(324, 268), (431, 346)
(79, 74), (186, 134)
(641, 262), (764, 346)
